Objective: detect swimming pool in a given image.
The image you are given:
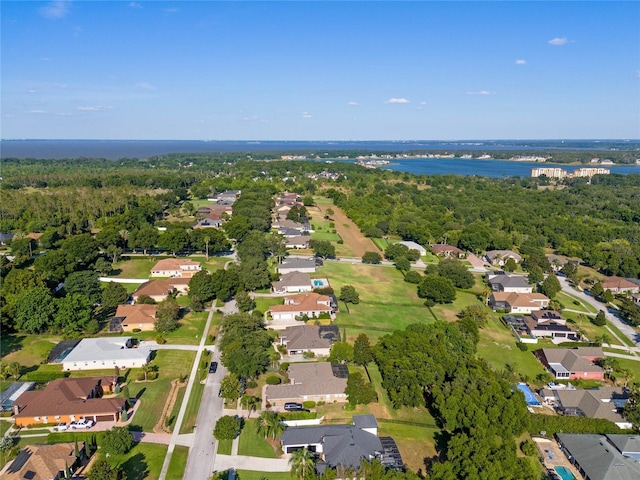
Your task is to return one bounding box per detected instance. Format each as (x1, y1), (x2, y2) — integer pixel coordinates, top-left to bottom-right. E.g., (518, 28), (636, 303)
(554, 466), (576, 480)
(313, 279), (324, 287)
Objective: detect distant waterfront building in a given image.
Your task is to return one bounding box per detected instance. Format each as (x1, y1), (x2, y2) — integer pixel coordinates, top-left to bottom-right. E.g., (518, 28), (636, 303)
(531, 167), (610, 178)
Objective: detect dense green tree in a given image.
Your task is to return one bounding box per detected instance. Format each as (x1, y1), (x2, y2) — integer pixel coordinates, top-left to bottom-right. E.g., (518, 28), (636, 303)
(592, 310), (607, 327)
(239, 257), (271, 291)
(289, 447), (317, 480)
(155, 298), (180, 333)
(623, 387), (640, 430)
(328, 342), (354, 364)
(526, 265), (544, 285)
(345, 372), (376, 405)
(219, 313), (271, 378)
(403, 270), (421, 284)
(362, 251), (382, 264)
(339, 285), (360, 305)
(353, 333), (373, 366)
(220, 374), (241, 403)
(53, 294), (95, 335)
(458, 305), (489, 328)
(33, 249), (72, 284)
(64, 270), (102, 304)
(93, 257), (113, 276)
(235, 290), (255, 312)
(503, 257), (518, 272)
(158, 227), (189, 255)
(223, 215), (253, 242)
(136, 294), (156, 304)
(213, 415), (242, 440)
(129, 226), (159, 255)
(60, 234), (100, 268)
(394, 257), (411, 272)
(539, 273), (561, 298)
(437, 258), (474, 289)
(188, 270), (217, 303)
(15, 286), (56, 333)
(101, 282), (129, 309)
(417, 275), (456, 304)
(99, 426), (134, 455)
(88, 458), (124, 480)
(309, 239), (335, 259)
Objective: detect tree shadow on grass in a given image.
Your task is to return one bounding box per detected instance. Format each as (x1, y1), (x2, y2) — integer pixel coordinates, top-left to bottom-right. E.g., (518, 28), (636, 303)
(0, 334), (25, 357)
(122, 452), (148, 480)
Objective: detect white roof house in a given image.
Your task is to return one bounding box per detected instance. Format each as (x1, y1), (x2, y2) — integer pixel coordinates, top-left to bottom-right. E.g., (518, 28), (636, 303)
(62, 337), (152, 371)
(397, 241), (427, 256)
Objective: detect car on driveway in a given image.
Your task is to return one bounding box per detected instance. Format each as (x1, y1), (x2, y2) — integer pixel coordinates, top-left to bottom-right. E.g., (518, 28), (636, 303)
(71, 419), (95, 429)
(284, 402), (303, 411)
(53, 422), (68, 431)
(209, 361), (218, 374)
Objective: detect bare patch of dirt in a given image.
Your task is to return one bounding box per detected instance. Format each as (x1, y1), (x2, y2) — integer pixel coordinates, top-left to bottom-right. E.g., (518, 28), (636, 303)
(154, 379), (186, 434)
(313, 201), (378, 258)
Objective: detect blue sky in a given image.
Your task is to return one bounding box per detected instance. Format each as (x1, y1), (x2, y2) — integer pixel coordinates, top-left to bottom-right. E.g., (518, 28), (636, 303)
(2, 1), (639, 140)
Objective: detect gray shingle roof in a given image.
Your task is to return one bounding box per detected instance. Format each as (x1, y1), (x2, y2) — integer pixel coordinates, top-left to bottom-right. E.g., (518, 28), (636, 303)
(557, 434), (640, 480)
(279, 258), (316, 270)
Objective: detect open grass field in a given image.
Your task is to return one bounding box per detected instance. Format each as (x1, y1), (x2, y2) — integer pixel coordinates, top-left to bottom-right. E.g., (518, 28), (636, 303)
(1, 333), (61, 365)
(310, 197), (378, 258)
(217, 439), (232, 455)
(166, 445), (189, 480)
(254, 296), (285, 313)
(238, 418), (278, 458)
(127, 350), (196, 432)
(103, 442), (168, 480)
(316, 262), (428, 342)
(378, 421), (439, 474)
(110, 255), (227, 280)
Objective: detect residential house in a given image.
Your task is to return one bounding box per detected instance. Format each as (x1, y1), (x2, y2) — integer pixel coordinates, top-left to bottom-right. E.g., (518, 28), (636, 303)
(13, 377), (124, 427)
(525, 310), (579, 341)
(268, 292), (334, 329)
(2, 442), (86, 480)
(546, 254), (570, 272)
(430, 244), (465, 258)
(486, 271), (533, 293)
(150, 258), (201, 278)
(273, 219), (312, 232)
(264, 362), (348, 408)
(285, 235), (311, 249)
(539, 386), (631, 429)
(277, 325), (339, 357)
(278, 257), (317, 274)
(62, 337), (152, 371)
(396, 241), (427, 256)
(489, 292), (549, 313)
(132, 278), (189, 303)
(280, 415), (404, 473)
(279, 227), (307, 238)
(485, 250), (522, 266)
(272, 272), (313, 294)
(193, 217), (224, 229)
(556, 433), (640, 479)
(112, 304), (157, 332)
(601, 276), (640, 295)
(534, 347), (605, 380)
(277, 192), (302, 205)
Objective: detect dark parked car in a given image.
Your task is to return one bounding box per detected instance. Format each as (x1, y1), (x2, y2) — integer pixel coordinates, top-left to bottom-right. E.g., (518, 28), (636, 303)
(209, 361), (218, 374)
(239, 377), (246, 395)
(284, 402), (303, 411)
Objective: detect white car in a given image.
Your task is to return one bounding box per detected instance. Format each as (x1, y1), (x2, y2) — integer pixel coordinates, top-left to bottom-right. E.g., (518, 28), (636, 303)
(53, 422), (68, 432)
(71, 419), (94, 429)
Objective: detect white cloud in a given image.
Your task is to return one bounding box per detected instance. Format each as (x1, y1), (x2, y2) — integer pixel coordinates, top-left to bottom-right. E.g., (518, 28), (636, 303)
(347, 101), (359, 107)
(416, 102), (427, 110)
(515, 59), (527, 65)
(385, 98), (410, 104)
(302, 112), (313, 119)
(548, 37), (570, 46)
(466, 90), (495, 95)
(26, 110), (47, 114)
(129, 2), (143, 8)
(27, 89), (37, 94)
(135, 82), (156, 90)
(39, 1), (71, 19)
(77, 106), (113, 111)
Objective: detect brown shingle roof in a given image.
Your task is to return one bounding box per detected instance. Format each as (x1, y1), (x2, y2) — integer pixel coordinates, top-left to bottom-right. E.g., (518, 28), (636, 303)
(151, 258), (201, 272)
(115, 304), (157, 325)
(4, 443), (80, 480)
(14, 377), (125, 419)
(133, 278), (189, 298)
(281, 325), (332, 351)
(270, 292), (331, 314)
(492, 292), (550, 307)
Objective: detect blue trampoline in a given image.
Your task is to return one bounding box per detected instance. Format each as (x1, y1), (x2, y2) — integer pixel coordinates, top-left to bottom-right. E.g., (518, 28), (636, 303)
(517, 383), (541, 406)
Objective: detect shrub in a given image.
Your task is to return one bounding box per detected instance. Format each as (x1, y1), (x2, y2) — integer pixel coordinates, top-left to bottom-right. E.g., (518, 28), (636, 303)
(302, 401), (316, 409)
(156, 335), (166, 344)
(136, 372), (145, 381)
(132, 328), (141, 333)
(266, 375), (282, 385)
(520, 440), (537, 457)
(280, 362), (290, 372)
(247, 379), (257, 389)
(337, 239), (344, 244)
(207, 334), (216, 344)
(147, 371), (158, 380)
(304, 351), (315, 358)
(316, 401), (325, 406)
(516, 342), (528, 352)
(213, 415), (241, 441)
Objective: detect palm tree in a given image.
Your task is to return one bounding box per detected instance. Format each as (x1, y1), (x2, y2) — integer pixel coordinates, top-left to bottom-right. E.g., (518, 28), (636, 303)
(256, 410), (285, 439)
(141, 363), (150, 381)
(289, 447), (316, 480)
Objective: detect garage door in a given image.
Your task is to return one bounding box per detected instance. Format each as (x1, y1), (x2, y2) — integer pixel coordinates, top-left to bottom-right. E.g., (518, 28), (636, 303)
(95, 414), (115, 422)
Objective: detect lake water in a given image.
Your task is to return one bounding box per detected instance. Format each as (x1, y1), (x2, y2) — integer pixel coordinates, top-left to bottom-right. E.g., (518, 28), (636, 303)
(1, 139), (638, 178)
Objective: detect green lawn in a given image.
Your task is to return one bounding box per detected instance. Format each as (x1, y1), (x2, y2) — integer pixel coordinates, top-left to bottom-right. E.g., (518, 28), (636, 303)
(317, 262), (429, 342)
(366, 363), (392, 410)
(377, 421), (439, 473)
(179, 350), (211, 434)
(127, 350), (196, 432)
(237, 418), (278, 458)
(103, 442), (168, 480)
(111, 257), (159, 279)
(166, 445), (189, 480)
(556, 291), (597, 314)
(0, 420), (12, 436)
(236, 471), (291, 480)
(254, 297), (284, 313)
(0, 333), (61, 365)
(217, 439), (232, 455)
(131, 311), (209, 345)
(371, 237), (390, 251)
